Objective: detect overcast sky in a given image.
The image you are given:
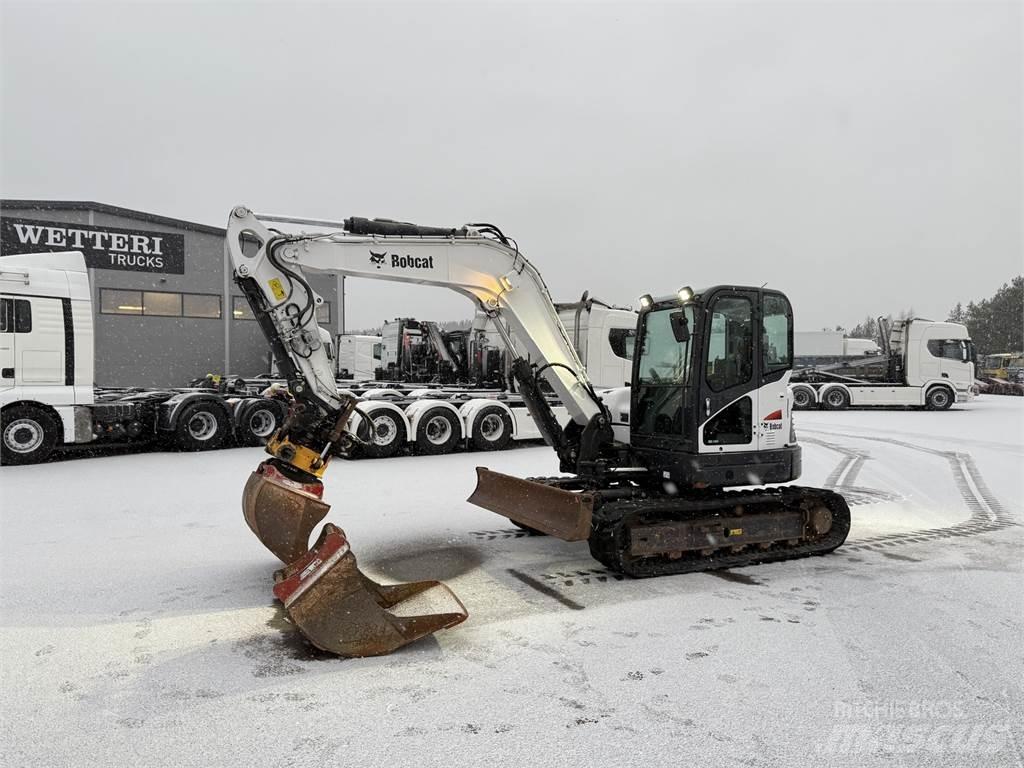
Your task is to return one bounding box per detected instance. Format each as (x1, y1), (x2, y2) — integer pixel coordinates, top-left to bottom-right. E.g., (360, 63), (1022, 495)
(2, 0), (1020, 332)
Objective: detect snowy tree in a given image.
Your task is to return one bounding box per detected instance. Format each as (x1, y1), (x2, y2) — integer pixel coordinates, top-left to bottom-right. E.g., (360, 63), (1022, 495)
(951, 276), (1024, 354)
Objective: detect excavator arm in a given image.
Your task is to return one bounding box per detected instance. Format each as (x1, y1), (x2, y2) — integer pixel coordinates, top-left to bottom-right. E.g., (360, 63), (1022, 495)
(226, 206), (611, 475)
(226, 205), (614, 657)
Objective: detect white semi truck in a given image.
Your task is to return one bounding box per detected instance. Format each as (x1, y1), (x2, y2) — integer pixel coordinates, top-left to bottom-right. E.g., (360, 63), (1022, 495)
(790, 317), (975, 410)
(0, 251), (289, 464)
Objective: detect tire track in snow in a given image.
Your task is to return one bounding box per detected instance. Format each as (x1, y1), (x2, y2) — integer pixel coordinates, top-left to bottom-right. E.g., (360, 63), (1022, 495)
(800, 435), (869, 489)
(801, 430), (1017, 552)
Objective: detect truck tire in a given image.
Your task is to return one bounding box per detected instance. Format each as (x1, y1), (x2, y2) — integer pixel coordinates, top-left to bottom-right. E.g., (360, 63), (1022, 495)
(821, 387), (850, 411)
(791, 385), (815, 410)
(173, 401), (229, 451)
(1, 405), (60, 465)
(416, 407), (461, 455)
(471, 406), (513, 451)
(237, 399), (286, 446)
(925, 386), (954, 411)
(362, 410), (406, 458)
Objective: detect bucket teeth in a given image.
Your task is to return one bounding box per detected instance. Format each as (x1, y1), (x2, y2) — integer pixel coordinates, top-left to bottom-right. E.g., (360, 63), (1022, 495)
(273, 524), (468, 657)
(242, 459), (468, 656)
(242, 460), (330, 564)
(467, 467), (594, 541)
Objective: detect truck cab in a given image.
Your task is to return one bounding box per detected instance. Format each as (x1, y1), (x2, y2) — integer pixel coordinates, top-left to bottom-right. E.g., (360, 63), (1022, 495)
(335, 334), (383, 380)
(555, 297), (637, 390)
(895, 319), (975, 392)
(1, 252), (96, 448)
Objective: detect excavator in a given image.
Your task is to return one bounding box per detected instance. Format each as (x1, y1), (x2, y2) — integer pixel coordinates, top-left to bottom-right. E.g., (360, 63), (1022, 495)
(227, 206), (851, 657)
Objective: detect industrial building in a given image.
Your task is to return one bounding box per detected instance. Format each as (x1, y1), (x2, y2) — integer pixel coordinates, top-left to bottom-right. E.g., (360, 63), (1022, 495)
(0, 200), (342, 387)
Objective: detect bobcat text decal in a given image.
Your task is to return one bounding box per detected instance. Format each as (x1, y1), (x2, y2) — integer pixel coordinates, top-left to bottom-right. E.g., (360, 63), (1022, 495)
(368, 250), (435, 270)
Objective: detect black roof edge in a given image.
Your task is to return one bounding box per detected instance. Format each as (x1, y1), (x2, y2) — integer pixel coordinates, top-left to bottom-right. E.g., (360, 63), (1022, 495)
(0, 199), (226, 236)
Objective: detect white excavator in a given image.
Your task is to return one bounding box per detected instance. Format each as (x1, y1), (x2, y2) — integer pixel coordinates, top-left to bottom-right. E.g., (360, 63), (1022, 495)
(227, 206), (851, 657)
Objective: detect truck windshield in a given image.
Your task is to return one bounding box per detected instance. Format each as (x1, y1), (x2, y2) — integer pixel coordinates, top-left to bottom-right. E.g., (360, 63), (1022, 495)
(637, 306), (695, 385)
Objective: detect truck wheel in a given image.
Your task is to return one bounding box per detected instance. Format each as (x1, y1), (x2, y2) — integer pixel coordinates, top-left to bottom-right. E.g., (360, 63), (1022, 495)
(471, 407), (513, 451)
(791, 386), (815, 410)
(926, 386), (953, 411)
(1, 405), (59, 465)
(173, 401), (229, 451)
(362, 410), (406, 458)
(822, 387), (850, 411)
(237, 399), (285, 446)
(416, 407), (460, 455)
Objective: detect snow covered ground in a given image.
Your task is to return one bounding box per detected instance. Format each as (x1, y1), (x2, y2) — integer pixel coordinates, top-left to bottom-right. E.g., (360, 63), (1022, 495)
(2, 396), (1022, 767)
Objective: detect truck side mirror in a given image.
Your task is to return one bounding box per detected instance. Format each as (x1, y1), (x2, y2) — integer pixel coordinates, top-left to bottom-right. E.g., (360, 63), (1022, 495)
(670, 311), (690, 343)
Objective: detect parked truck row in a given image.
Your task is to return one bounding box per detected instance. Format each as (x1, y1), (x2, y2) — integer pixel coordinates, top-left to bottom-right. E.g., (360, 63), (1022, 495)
(2, 251), (985, 465)
(1, 253), (638, 464)
(249, 295), (639, 459)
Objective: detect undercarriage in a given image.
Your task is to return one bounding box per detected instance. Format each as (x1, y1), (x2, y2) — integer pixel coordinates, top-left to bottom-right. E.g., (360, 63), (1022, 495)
(470, 470), (851, 578)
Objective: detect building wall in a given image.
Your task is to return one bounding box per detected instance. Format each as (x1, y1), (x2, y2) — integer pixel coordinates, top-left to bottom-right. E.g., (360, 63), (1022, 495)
(0, 203), (337, 387)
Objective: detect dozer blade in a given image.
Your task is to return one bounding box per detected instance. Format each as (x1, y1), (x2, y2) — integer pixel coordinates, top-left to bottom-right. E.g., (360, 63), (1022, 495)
(273, 524), (468, 657)
(242, 460), (330, 564)
(467, 467), (594, 541)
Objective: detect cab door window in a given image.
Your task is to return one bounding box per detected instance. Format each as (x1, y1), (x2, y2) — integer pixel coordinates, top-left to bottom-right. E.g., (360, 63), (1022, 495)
(633, 306), (694, 437)
(762, 294), (792, 372)
(927, 339), (966, 361)
(705, 296), (753, 392)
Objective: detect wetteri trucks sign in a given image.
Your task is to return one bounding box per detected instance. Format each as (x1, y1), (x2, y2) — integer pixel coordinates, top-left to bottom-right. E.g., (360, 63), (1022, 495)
(0, 217), (185, 274)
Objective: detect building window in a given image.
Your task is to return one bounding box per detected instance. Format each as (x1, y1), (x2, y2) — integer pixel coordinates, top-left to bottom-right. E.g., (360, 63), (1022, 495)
(100, 289), (222, 318)
(143, 291), (182, 317)
(183, 294), (221, 319)
(232, 297), (255, 320)
(316, 302), (331, 324)
(100, 289), (143, 315)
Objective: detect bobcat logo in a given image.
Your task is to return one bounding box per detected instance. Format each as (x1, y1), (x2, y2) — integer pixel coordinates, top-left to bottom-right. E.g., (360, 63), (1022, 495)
(369, 251), (386, 268)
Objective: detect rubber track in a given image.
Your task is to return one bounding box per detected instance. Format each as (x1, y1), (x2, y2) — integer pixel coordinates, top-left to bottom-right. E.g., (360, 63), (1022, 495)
(593, 485), (850, 577)
(524, 478), (852, 578)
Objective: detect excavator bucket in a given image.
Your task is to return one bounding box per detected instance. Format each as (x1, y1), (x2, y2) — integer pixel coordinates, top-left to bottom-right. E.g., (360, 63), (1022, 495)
(273, 524), (469, 657)
(467, 467), (594, 541)
(242, 460), (330, 564)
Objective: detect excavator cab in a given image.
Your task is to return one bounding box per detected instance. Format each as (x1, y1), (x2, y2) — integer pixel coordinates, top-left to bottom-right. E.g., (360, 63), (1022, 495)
(630, 287), (800, 488)
(471, 284), (847, 578)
